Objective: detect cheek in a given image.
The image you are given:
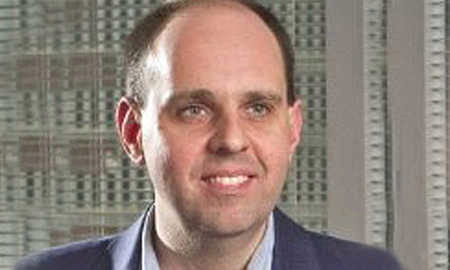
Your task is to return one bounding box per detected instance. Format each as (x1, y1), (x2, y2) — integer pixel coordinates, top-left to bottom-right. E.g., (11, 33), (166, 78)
(250, 118), (292, 150)
(249, 124), (292, 176)
(159, 126), (206, 180)
(264, 143), (290, 175)
(140, 114), (172, 188)
(153, 130), (208, 207)
(141, 132), (168, 187)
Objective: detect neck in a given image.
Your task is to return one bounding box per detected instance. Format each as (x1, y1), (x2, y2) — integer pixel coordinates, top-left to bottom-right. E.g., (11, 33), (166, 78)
(152, 207), (267, 270)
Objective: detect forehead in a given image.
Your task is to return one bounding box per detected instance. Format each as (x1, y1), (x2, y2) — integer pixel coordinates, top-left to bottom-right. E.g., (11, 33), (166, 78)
(152, 3), (286, 99)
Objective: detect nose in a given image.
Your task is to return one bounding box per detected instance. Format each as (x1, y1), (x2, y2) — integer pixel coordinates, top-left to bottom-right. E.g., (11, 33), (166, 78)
(207, 112), (249, 155)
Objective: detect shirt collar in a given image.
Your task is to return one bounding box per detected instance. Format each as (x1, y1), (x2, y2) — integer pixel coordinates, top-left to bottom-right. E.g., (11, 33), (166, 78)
(141, 206), (274, 270)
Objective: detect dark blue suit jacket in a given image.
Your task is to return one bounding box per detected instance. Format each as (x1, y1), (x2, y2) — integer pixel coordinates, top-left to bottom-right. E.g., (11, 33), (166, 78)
(16, 208), (402, 270)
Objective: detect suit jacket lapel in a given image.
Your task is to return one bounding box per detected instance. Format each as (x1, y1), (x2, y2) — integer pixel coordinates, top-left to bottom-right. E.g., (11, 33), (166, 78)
(271, 208), (321, 270)
(107, 207), (150, 270)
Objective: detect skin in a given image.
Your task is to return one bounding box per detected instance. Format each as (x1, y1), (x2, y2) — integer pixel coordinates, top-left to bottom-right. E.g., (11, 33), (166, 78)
(116, 3), (302, 270)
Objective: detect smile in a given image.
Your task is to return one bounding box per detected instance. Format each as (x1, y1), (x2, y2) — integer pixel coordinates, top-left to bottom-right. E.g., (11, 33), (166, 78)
(205, 175), (249, 185)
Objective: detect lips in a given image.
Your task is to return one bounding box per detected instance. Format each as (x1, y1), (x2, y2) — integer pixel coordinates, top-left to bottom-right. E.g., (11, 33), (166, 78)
(201, 169), (256, 183)
(200, 169), (256, 194)
(205, 175), (249, 185)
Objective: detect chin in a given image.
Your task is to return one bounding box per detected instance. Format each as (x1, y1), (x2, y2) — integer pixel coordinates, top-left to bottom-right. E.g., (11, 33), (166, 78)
(191, 209), (268, 238)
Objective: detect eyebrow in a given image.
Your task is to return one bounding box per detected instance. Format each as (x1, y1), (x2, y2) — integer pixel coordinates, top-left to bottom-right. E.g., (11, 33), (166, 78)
(242, 91), (283, 104)
(166, 88), (283, 106)
(167, 88), (215, 104)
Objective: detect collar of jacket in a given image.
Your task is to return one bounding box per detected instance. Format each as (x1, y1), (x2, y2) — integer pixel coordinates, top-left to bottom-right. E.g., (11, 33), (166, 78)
(106, 208), (147, 270)
(271, 208), (321, 270)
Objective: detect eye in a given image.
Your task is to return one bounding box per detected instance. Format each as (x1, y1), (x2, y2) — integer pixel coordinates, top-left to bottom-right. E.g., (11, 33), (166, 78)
(246, 102), (272, 118)
(178, 104), (210, 122)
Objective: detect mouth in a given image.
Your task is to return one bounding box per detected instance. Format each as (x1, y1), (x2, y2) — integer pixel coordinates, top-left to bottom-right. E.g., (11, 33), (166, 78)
(200, 171), (256, 195)
(204, 175), (250, 185)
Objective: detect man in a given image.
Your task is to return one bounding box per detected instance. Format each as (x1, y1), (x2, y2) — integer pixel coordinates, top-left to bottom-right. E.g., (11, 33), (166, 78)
(16, 0), (402, 269)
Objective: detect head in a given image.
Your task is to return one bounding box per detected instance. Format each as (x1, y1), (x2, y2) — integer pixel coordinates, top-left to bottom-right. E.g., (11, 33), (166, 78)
(116, 0), (302, 238)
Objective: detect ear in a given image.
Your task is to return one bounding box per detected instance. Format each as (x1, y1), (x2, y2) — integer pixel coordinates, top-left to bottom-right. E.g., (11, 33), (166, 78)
(288, 99), (303, 157)
(115, 97), (145, 165)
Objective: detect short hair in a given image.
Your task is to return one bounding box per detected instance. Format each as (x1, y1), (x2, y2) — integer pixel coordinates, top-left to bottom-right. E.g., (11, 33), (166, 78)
(124, 0), (296, 108)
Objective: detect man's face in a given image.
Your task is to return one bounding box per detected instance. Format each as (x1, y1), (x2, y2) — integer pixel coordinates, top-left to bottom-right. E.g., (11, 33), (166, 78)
(140, 6), (302, 236)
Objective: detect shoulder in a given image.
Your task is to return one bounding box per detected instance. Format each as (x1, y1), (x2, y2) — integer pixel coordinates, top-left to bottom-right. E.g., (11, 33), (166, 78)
(273, 209), (402, 270)
(14, 236), (115, 270)
(307, 230), (402, 269)
(15, 207), (148, 270)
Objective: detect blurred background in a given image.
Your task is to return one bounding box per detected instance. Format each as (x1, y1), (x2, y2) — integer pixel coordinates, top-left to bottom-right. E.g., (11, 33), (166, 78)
(0, 0), (447, 269)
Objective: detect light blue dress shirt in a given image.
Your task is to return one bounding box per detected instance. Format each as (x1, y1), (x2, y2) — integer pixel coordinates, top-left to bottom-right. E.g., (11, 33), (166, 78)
(141, 206), (274, 270)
